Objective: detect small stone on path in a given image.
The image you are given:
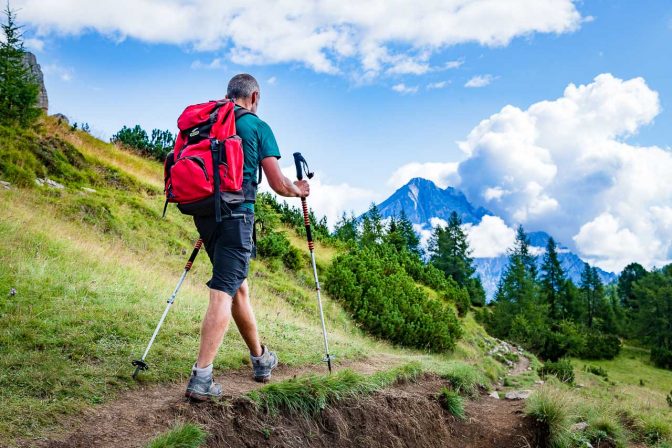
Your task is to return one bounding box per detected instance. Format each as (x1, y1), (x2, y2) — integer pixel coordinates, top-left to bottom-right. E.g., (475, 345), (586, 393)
(488, 391), (500, 399)
(504, 390), (532, 400)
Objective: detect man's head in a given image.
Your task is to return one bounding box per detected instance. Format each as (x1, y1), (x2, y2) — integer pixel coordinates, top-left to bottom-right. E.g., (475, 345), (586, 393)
(227, 74), (260, 113)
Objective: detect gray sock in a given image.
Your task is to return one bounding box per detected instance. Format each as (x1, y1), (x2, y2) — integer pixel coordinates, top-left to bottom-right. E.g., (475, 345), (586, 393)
(193, 363), (213, 377)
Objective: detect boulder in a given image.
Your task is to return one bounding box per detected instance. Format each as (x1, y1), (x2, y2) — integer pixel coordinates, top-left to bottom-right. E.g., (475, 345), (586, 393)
(488, 391), (500, 399)
(36, 178), (65, 189)
(0, 180), (11, 190)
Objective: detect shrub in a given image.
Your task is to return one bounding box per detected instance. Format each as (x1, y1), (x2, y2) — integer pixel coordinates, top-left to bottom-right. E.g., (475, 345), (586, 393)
(282, 246), (303, 271)
(325, 246), (462, 351)
(577, 332), (621, 360)
(438, 387), (465, 420)
(651, 347), (672, 370)
(257, 231), (290, 258)
(538, 359), (574, 384)
(583, 365), (608, 379)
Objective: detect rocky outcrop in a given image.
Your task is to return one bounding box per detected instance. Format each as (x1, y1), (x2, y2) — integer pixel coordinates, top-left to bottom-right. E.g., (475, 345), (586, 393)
(22, 52), (48, 112)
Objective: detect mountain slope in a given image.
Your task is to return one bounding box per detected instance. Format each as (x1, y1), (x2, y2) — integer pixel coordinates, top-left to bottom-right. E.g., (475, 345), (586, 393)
(373, 179), (617, 299)
(376, 177), (490, 226)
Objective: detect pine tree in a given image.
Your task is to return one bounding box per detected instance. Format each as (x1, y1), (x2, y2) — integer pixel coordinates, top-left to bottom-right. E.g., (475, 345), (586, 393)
(580, 263), (604, 328)
(397, 209), (421, 255)
(0, 5), (40, 126)
(540, 237), (567, 320)
(360, 203), (384, 247)
(429, 211), (475, 286)
(334, 211), (359, 243)
(633, 264), (672, 369)
(513, 225), (537, 279)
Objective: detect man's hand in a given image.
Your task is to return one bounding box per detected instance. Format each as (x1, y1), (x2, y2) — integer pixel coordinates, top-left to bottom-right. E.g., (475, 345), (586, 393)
(294, 180), (310, 198)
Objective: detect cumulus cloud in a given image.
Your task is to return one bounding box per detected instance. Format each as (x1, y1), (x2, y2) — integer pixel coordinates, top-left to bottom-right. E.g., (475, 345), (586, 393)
(14, 0), (583, 78)
(457, 73), (672, 271)
(464, 215), (517, 258)
(260, 165), (377, 230)
(392, 83), (419, 94)
(465, 74), (497, 88)
(388, 162), (460, 189)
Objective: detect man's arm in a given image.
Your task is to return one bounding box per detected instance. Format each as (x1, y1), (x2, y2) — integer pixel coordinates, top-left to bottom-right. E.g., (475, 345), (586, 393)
(261, 157), (310, 198)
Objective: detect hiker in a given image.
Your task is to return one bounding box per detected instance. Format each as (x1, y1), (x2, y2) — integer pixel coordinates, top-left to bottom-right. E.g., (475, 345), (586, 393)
(184, 74), (310, 401)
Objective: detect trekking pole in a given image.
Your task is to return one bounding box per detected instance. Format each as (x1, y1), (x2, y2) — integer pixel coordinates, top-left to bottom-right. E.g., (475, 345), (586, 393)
(132, 238), (203, 379)
(293, 152), (334, 373)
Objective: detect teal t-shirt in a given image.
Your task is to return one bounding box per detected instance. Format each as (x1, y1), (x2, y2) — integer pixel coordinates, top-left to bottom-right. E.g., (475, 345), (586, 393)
(234, 106), (281, 211)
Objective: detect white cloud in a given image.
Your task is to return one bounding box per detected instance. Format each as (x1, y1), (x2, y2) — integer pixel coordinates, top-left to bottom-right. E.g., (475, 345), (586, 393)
(444, 60), (464, 70)
(24, 37), (45, 52)
(456, 73), (672, 271)
(14, 0), (583, 78)
(190, 58), (225, 70)
(388, 162), (460, 189)
(464, 215), (516, 258)
(427, 81), (449, 90)
(42, 63), (74, 81)
(267, 76), (277, 85)
(260, 165), (377, 230)
(392, 83), (419, 94)
(465, 74), (496, 88)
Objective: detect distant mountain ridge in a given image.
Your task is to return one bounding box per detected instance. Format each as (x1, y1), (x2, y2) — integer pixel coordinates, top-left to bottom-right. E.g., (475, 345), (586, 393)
(372, 178), (617, 300)
(376, 177), (491, 226)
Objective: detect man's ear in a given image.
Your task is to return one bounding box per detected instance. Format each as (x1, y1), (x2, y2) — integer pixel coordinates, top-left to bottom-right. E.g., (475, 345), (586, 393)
(252, 91), (260, 106)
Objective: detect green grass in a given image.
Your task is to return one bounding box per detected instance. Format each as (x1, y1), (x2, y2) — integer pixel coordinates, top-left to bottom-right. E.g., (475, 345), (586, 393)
(438, 387), (465, 419)
(247, 362), (422, 416)
(145, 423), (207, 448)
(526, 384), (573, 448)
(438, 362), (488, 397)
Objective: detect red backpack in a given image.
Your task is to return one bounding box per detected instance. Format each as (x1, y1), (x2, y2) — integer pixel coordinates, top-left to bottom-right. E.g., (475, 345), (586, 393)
(163, 99), (257, 222)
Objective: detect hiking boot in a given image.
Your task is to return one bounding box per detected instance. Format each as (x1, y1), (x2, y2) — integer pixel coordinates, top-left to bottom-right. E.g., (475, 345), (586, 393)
(250, 345), (278, 383)
(184, 365), (222, 402)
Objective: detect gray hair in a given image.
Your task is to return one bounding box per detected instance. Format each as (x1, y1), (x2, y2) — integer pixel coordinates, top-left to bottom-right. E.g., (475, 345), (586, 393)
(227, 74), (260, 100)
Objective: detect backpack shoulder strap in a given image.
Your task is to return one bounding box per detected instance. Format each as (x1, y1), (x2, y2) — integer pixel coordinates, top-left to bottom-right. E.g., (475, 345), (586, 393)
(234, 107), (263, 185)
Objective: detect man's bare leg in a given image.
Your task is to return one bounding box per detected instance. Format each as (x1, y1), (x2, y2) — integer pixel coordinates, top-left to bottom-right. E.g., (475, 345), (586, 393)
(231, 279), (263, 357)
(196, 289), (233, 368)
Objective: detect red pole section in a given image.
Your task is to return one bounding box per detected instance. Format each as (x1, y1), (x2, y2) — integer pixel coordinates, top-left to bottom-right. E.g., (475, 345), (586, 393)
(301, 198), (314, 251)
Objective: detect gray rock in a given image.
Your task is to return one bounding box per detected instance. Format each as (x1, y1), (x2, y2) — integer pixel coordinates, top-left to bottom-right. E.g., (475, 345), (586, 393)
(52, 113), (69, 125)
(22, 52), (48, 112)
(81, 187), (97, 193)
(535, 380), (545, 385)
(0, 180), (11, 190)
(36, 178), (65, 189)
(571, 422), (589, 432)
(488, 391), (500, 399)
(504, 390), (532, 400)
(9, 288), (16, 296)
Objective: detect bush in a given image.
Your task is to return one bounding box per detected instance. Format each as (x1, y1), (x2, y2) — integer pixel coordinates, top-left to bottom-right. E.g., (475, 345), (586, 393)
(325, 246), (462, 351)
(651, 347), (672, 370)
(583, 365), (608, 379)
(282, 246), (303, 271)
(438, 387), (465, 419)
(577, 332), (621, 360)
(257, 231), (290, 258)
(538, 359), (574, 384)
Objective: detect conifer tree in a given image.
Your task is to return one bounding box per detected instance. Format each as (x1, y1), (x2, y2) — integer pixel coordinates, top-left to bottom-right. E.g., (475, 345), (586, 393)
(397, 209), (421, 255)
(429, 211), (474, 285)
(540, 237), (567, 320)
(334, 211), (359, 243)
(580, 263), (604, 328)
(633, 264), (672, 369)
(0, 5), (40, 126)
(360, 203), (384, 246)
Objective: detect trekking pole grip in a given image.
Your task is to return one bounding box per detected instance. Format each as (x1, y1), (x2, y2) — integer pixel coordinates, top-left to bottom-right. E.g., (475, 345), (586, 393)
(184, 239), (203, 271)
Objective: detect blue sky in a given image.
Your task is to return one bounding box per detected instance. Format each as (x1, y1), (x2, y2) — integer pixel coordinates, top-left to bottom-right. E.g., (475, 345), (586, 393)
(15, 0), (672, 271)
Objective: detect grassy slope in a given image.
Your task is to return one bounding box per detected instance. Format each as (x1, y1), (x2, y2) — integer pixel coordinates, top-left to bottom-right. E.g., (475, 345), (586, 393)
(0, 119), (505, 443)
(2, 118), (671, 447)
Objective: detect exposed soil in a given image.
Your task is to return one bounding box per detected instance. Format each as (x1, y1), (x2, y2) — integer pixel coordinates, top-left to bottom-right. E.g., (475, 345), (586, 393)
(19, 353), (543, 448)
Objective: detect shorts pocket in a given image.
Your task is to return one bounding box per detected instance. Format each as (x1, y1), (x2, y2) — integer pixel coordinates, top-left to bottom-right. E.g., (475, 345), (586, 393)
(219, 214), (254, 251)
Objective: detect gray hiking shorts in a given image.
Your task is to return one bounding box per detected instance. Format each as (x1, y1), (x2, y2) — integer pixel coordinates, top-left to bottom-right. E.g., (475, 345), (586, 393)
(193, 208), (254, 297)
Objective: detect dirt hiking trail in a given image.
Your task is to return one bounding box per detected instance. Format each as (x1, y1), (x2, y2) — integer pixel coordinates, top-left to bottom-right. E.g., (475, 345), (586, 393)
(20, 353), (544, 448)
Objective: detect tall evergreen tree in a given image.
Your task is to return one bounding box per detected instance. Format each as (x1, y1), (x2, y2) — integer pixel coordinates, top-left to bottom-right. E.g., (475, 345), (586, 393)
(0, 5), (40, 126)
(334, 211), (359, 243)
(513, 225), (537, 279)
(429, 211), (475, 285)
(633, 264), (672, 369)
(579, 263), (604, 328)
(540, 237), (567, 320)
(397, 209), (421, 255)
(618, 262), (648, 326)
(360, 203), (384, 247)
